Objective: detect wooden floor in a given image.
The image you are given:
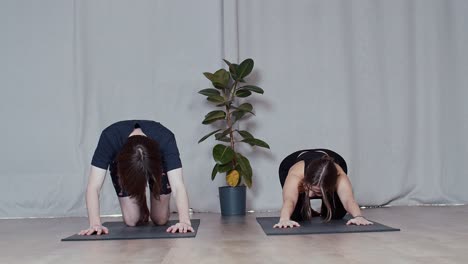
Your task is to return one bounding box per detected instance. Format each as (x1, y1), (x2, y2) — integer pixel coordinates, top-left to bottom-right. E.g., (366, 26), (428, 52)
(0, 206), (467, 263)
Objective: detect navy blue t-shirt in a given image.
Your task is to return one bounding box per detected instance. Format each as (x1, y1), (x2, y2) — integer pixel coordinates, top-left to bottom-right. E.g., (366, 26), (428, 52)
(91, 120), (182, 172)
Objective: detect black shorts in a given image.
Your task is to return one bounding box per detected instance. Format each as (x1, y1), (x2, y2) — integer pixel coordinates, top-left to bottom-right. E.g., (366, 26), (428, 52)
(278, 149), (348, 221)
(109, 161), (172, 197)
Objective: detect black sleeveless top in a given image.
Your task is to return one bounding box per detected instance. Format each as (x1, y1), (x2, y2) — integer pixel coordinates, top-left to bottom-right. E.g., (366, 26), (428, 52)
(279, 149), (347, 187)
(278, 149), (348, 221)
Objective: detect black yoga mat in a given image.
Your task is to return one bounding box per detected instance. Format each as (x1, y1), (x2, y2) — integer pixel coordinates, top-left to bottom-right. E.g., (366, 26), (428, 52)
(256, 217), (399, 236)
(62, 219), (200, 241)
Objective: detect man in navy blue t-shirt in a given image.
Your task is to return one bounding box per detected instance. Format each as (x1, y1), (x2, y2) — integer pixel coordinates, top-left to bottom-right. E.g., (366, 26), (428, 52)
(78, 120), (193, 235)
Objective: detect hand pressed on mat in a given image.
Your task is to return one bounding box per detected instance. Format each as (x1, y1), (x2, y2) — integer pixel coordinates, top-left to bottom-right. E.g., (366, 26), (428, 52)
(166, 222), (194, 233)
(346, 216), (373, 226)
(273, 219), (301, 228)
(78, 224), (109, 236)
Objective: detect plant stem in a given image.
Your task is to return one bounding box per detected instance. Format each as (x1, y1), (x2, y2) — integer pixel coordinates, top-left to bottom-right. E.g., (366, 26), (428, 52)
(226, 80), (239, 166)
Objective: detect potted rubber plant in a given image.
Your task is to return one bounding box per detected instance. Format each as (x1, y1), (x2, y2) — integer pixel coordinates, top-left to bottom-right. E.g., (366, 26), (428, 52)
(198, 58), (270, 216)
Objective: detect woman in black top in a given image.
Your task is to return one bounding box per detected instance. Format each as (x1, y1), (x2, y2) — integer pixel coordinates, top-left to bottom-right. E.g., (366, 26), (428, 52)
(275, 149), (373, 228)
(78, 120), (193, 235)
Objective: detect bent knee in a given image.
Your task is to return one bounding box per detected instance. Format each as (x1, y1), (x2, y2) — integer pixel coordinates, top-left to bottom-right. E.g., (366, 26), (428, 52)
(124, 220), (138, 227)
(123, 215), (140, 227)
(151, 216), (169, 226)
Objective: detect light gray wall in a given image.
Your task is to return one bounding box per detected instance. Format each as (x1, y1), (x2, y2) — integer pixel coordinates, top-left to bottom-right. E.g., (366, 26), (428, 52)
(0, 0), (467, 217)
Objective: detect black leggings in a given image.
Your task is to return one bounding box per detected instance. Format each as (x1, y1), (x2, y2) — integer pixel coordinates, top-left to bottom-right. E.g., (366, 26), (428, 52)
(279, 149), (348, 221)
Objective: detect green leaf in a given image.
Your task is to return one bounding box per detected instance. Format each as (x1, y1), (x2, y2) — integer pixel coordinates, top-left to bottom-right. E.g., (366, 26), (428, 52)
(215, 128), (231, 140)
(199, 88), (221, 96)
(237, 130), (254, 139)
(234, 103), (254, 115)
(231, 110), (247, 122)
(203, 69), (230, 89)
(223, 59), (239, 76)
(213, 69), (230, 88)
(213, 144), (235, 165)
(222, 59), (232, 66)
(238, 103), (253, 112)
(202, 110), (226, 124)
(211, 164), (219, 180)
(218, 162), (234, 173)
(233, 164), (244, 186)
(237, 58), (254, 79)
(198, 129), (222, 143)
(239, 85), (264, 94)
(231, 104), (254, 123)
(204, 110), (226, 118)
(203, 72), (215, 81)
(230, 64), (239, 76)
(207, 95), (225, 104)
(241, 138), (270, 149)
(216, 100), (232, 107)
(236, 153), (252, 188)
(235, 89), (252, 98)
(216, 136), (231, 143)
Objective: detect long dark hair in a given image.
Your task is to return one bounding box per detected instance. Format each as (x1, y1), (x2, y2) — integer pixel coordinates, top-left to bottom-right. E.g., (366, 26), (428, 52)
(116, 135), (163, 206)
(300, 155), (339, 222)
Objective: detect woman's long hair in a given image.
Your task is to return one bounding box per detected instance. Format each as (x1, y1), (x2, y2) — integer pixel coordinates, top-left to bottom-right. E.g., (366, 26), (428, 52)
(300, 155), (339, 222)
(116, 135), (163, 207)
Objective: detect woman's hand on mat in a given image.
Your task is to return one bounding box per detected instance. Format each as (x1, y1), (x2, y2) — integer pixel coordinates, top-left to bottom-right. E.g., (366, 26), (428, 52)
(346, 216), (373, 226)
(166, 222), (194, 233)
(273, 219), (300, 228)
(78, 224), (109, 236)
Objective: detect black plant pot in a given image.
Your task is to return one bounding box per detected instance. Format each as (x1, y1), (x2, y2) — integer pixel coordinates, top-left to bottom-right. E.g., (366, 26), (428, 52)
(219, 186), (246, 216)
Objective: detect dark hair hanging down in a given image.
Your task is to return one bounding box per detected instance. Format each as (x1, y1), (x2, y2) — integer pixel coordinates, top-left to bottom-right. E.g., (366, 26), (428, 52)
(116, 135), (163, 206)
(300, 155), (339, 222)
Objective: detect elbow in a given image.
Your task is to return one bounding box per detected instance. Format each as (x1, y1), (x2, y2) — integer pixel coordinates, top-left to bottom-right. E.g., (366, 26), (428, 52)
(170, 182), (187, 198)
(170, 188), (177, 197)
(170, 185), (181, 197)
(86, 184), (100, 197)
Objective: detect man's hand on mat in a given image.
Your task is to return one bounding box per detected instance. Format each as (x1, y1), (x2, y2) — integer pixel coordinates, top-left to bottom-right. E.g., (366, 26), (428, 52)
(346, 216), (373, 226)
(78, 224), (109, 236)
(273, 219), (300, 228)
(166, 222), (194, 233)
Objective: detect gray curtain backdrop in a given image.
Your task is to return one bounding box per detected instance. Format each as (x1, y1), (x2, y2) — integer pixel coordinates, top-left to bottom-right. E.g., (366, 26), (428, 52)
(0, 0), (467, 217)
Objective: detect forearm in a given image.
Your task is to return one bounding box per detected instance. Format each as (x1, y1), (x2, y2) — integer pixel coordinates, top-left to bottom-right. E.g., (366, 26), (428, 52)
(172, 187), (191, 225)
(343, 199), (362, 218)
(86, 187), (102, 226)
(279, 200), (296, 221)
